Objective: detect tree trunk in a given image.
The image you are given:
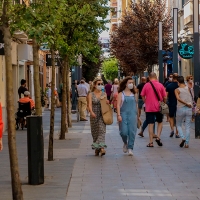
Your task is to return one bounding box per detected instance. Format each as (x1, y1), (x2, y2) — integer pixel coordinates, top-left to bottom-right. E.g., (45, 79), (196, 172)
(33, 39), (42, 115)
(66, 61), (72, 127)
(2, 2), (23, 199)
(48, 49), (55, 161)
(60, 56), (68, 139)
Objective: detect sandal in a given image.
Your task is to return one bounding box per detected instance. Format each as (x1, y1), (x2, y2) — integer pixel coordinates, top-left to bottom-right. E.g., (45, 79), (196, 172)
(99, 148), (106, 157)
(185, 144), (189, 148)
(95, 149), (100, 156)
(138, 133), (144, 137)
(147, 142), (154, 147)
(179, 139), (186, 148)
(155, 138), (163, 146)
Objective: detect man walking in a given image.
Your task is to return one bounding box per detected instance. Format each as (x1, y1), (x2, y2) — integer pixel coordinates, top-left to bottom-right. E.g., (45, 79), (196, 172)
(141, 72), (167, 147)
(137, 77), (146, 117)
(77, 79), (88, 121)
(166, 73), (180, 138)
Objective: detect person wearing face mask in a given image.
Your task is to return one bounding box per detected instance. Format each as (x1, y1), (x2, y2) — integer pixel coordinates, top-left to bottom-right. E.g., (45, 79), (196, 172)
(117, 76), (138, 156)
(164, 74), (173, 88)
(88, 78), (108, 156)
(186, 75), (195, 122)
(175, 76), (193, 148)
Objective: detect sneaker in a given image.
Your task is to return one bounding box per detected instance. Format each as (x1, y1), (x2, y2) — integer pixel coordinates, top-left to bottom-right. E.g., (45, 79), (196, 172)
(175, 135), (180, 138)
(170, 131), (174, 137)
(128, 149), (133, 156)
(123, 144), (128, 153)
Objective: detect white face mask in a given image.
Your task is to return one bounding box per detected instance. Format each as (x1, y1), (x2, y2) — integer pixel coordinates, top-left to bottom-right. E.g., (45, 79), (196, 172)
(189, 80), (193, 83)
(169, 78), (172, 81)
(127, 83), (134, 89)
(97, 86), (102, 91)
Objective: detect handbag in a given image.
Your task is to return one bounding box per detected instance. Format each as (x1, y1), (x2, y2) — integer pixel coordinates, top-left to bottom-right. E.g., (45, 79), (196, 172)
(149, 81), (169, 114)
(100, 94), (113, 125)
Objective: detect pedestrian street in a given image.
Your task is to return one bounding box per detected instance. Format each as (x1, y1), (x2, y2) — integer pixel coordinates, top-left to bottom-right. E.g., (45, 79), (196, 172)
(65, 112), (200, 200)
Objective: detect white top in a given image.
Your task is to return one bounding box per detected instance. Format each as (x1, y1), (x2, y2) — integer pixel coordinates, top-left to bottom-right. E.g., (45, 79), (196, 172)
(77, 84), (88, 96)
(84, 82), (90, 91)
(177, 86), (192, 108)
(121, 91), (134, 107)
(47, 88), (51, 98)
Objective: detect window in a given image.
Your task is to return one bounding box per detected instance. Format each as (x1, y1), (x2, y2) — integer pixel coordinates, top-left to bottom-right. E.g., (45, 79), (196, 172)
(182, 0), (189, 7)
(111, 7), (117, 18)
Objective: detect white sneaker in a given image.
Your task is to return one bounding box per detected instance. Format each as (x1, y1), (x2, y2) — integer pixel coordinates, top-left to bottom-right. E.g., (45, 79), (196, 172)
(123, 144), (128, 153)
(128, 149), (133, 156)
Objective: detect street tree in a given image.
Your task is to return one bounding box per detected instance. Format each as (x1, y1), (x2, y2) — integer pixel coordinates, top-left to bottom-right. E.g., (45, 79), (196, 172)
(58, 0), (109, 139)
(111, 0), (172, 74)
(102, 58), (118, 82)
(82, 41), (103, 82)
(0, 0), (24, 199)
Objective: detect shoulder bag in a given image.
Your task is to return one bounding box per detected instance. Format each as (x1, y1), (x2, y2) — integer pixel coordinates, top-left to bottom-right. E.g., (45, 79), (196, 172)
(100, 94), (113, 125)
(149, 81), (169, 115)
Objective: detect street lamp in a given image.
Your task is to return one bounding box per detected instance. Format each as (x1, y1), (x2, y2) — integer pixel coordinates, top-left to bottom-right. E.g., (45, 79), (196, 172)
(193, 0), (200, 139)
(173, 8), (178, 73)
(158, 22), (163, 83)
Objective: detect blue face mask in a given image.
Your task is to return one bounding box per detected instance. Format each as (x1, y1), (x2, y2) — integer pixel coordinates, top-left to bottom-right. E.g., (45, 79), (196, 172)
(101, 86), (105, 92)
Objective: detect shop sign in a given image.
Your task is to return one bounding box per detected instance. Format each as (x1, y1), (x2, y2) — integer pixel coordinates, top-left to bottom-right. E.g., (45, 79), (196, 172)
(178, 42), (194, 59)
(0, 30), (5, 55)
(46, 54), (62, 66)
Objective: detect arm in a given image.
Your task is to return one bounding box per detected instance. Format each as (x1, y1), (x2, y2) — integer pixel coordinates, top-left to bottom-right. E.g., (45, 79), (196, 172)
(175, 89), (191, 108)
(88, 93), (96, 118)
(117, 93), (122, 122)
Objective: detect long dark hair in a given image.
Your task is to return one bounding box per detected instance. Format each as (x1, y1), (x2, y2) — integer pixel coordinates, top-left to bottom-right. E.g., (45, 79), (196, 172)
(118, 76), (136, 94)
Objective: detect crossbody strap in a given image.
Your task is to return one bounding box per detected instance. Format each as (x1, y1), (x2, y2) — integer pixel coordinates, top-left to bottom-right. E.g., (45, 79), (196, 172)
(149, 81), (160, 102)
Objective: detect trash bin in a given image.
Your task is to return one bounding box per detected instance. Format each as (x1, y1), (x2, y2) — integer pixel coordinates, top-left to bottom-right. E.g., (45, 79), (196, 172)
(27, 115), (44, 185)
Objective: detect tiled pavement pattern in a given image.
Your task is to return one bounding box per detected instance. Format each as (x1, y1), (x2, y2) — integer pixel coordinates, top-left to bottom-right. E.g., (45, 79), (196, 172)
(66, 113), (200, 200)
(1, 108), (200, 200)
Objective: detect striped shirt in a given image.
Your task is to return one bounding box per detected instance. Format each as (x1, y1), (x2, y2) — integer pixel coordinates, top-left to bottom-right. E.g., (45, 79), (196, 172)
(77, 84), (88, 97)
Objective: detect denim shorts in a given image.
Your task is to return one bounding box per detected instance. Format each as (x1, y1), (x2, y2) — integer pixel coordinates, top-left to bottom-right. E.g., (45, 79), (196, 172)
(138, 99), (144, 109)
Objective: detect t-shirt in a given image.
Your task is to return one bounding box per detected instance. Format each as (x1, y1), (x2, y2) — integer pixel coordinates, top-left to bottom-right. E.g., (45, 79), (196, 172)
(137, 83), (146, 99)
(164, 81), (172, 88)
(105, 84), (112, 96)
(111, 84), (119, 94)
(166, 82), (178, 106)
(18, 86), (28, 99)
(141, 80), (166, 112)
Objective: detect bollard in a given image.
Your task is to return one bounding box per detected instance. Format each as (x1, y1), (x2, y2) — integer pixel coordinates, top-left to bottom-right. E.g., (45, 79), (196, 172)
(195, 115), (200, 139)
(27, 116), (44, 185)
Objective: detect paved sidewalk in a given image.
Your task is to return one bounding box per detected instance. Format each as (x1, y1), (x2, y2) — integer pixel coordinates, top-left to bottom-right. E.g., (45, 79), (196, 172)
(65, 113), (200, 200)
(1, 110), (200, 200)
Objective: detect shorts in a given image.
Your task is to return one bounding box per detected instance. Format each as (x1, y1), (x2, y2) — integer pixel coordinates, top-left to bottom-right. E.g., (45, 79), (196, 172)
(138, 99), (144, 109)
(169, 106), (177, 118)
(146, 112), (163, 124)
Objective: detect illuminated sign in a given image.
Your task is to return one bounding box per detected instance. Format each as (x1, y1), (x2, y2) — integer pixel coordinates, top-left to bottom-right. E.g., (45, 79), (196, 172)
(178, 42), (194, 59)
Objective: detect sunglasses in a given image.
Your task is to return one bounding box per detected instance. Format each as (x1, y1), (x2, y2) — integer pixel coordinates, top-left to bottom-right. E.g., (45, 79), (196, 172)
(97, 83), (104, 86)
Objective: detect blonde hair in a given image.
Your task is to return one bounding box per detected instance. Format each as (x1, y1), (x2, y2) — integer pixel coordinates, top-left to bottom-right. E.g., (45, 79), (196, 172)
(91, 78), (102, 92)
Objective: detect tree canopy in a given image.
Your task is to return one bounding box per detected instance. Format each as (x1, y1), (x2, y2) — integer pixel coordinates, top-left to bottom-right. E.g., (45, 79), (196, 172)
(102, 58), (118, 82)
(111, 0), (172, 74)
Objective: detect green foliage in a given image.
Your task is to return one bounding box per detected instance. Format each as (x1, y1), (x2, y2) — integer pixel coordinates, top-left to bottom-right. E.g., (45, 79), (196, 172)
(102, 58), (118, 82)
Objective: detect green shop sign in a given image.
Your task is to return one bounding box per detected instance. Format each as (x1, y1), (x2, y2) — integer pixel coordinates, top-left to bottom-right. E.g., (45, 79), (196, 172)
(178, 42), (194, 59)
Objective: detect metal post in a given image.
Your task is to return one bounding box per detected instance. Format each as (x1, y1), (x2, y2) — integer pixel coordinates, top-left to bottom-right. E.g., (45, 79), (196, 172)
(158, 22), (163, 83)
(193, 0), (200, 139)
(173, 8), (178, 73)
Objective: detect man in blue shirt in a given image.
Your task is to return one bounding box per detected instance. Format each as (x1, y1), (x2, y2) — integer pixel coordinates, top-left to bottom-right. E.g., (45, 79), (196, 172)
(166, 73), (180, 138)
